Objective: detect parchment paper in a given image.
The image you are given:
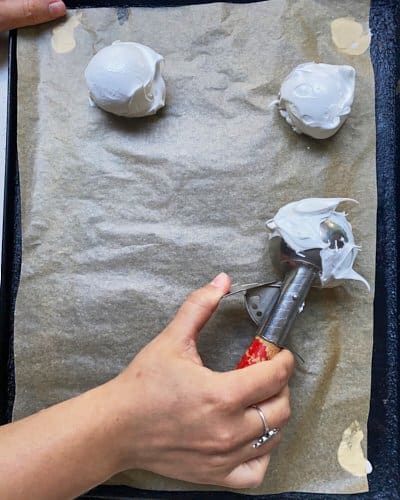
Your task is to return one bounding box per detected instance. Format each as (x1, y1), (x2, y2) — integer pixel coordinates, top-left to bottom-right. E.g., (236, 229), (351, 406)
(15, 1), (376, 494)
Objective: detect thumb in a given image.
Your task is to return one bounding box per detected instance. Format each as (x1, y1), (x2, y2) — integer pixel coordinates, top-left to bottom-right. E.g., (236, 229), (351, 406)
(1, 0), (66, 31)
(167, 273), (231, 341)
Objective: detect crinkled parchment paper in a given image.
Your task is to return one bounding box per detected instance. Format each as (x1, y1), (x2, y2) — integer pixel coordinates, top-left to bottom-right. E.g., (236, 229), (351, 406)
(15, 0), (375, 494)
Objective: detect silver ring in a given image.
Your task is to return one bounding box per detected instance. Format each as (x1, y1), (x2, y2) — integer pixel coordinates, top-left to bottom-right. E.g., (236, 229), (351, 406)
(252, 428), (280, 448)
(252, 405), (279, 448)
(252, 405), (269, 435)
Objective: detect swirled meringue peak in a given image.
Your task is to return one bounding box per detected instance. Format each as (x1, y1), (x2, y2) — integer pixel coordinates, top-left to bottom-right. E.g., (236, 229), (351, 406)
(267, 198), (369, 289)
(85, 41), (166, 118)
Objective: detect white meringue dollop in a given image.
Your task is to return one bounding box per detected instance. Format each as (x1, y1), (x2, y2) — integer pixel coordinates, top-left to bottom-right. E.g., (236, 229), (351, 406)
(266, 198), (369, 289)
(85, 41), (166, 118)
(278, 62), (356, 139)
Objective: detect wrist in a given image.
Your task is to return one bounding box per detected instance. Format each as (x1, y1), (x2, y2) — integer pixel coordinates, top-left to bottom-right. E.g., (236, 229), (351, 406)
(0, 377), (137, 499)
(77, 379), (132, 477)
(95, 375), (143, 473)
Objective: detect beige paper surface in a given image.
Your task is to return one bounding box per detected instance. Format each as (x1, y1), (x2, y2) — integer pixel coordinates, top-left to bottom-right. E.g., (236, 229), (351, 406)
(15, 1), (375, 494)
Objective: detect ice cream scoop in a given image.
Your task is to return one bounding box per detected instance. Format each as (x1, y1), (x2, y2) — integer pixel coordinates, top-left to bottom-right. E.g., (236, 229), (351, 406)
(277, 62), (356, 139)
(235, 198), (369, 367)
(85, 41), (166, 118)
(267, 198), (369, 288)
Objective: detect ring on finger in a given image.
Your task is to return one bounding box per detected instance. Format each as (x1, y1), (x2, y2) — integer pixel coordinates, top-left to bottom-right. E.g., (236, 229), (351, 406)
(251, 405), (280, 448)
(252, 404), (269, 434)
(252, 428), (280, 448)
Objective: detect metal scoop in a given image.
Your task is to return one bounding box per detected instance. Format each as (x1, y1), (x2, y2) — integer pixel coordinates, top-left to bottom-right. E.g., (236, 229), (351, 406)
(235, 219), (350, 367)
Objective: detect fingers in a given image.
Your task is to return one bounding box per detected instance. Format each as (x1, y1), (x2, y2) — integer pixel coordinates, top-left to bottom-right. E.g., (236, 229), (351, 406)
(198, 385), (290, 489)
(242, 385), (290, 440)
(218, 386), (289, 468)
(223, 453), (271, 489)
(166, 273), (231, 341)
(237, 386), (290, 463)
(223, 349), (295, 408)
(0, 0), (66, 32)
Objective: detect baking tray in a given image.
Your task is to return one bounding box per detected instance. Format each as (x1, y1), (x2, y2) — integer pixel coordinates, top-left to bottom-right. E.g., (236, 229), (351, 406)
(1, 1), (399, 498)
(0, 29), (18, 427)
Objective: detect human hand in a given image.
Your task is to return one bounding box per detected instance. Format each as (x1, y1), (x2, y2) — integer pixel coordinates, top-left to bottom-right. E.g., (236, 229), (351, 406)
(0, 0), (66, 32)
(0, 273), (294, 499)
(110, 273), (295, 489)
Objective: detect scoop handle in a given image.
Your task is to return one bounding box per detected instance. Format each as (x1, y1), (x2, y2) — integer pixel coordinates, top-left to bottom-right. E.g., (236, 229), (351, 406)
(236, 265), (316, 368)
(236, 336), (281, 368)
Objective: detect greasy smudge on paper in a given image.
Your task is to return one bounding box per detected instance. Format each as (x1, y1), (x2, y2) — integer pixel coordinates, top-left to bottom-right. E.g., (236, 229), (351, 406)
(337, 421), (373, 477)
(51, 12), (82, 54)
(331, 18), (371, 56)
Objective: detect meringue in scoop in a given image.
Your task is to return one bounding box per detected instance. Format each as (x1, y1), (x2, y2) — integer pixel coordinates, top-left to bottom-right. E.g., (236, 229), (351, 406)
(277, 62), (356, 139)
(267, 198), (369, 289)
(85, 41), (166, 118)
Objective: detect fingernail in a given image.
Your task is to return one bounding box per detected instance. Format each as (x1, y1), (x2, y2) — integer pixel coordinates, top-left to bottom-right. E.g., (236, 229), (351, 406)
(210, 272), (228, 291)
(49, 1), (66, 17)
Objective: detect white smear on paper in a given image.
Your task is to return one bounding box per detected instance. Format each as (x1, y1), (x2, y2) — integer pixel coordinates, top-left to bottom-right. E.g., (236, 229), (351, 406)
(337, 421), (373, 477)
